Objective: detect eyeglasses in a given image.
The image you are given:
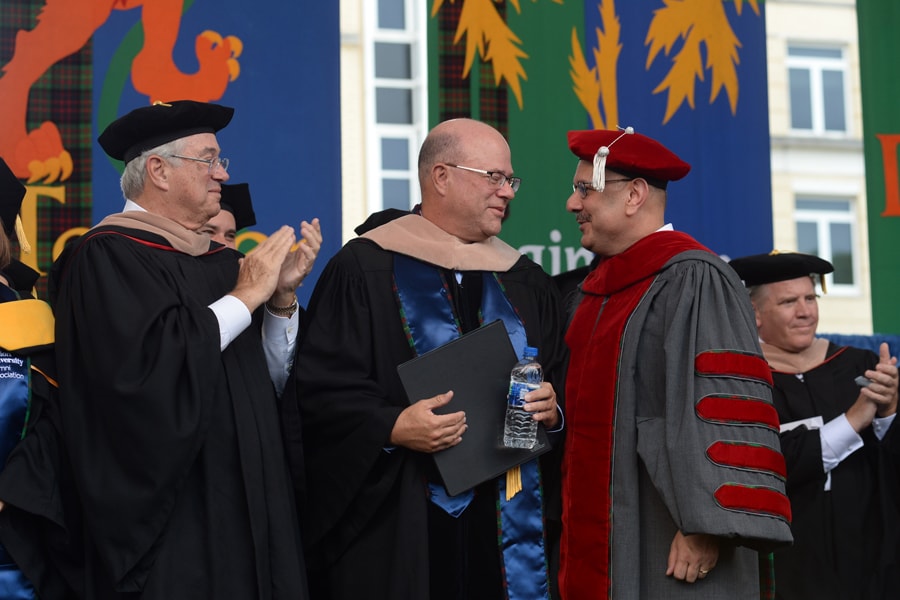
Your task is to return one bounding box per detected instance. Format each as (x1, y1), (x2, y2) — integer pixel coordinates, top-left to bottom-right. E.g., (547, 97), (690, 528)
(169, 154), (230, 174)
(572, 179), (632, 199)
(447, 164), (521, 193)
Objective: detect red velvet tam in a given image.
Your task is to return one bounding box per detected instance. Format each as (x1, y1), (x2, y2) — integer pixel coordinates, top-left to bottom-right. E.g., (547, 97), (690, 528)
(567, 128), (691, 189)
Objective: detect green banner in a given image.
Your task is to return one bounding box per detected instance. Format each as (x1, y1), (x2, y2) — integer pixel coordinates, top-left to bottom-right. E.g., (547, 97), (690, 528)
(857, 1), (900, 334)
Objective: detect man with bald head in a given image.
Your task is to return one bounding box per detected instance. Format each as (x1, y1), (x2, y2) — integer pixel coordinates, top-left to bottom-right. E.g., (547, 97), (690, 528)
(294, 118), (566, 599)
(559, 128), (793, 599)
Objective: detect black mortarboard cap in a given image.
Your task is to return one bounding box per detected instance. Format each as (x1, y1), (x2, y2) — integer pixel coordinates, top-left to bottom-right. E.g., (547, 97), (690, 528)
(219, 183), (256, 231)
(98, 100), (234, 164)
(729, 251), (834, 287)
(0, 157), (26, 237)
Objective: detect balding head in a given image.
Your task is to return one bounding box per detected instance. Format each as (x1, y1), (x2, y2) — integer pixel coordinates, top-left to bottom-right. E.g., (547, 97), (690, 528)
(418, 119), (501, 187)
(416, 119), (516, 242)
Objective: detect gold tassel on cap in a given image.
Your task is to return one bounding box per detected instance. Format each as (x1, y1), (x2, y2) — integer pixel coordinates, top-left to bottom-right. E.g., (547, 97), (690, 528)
(14, 215), (31, 254)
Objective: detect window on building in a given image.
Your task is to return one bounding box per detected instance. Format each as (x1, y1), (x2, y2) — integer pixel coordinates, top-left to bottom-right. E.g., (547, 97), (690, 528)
(795, 198), (857, 293)
(364, 0), (428, 212)
(787, 46), (849, 136)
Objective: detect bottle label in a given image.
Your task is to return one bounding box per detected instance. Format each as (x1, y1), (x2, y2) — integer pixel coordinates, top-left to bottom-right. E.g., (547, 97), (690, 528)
(507, 381), (540, 407)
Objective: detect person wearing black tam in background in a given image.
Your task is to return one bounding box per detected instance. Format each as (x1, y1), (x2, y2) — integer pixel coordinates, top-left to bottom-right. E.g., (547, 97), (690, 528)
(729, 250), (900, 600)
(200, 181), (259, 249)
(559, 128), (792, 600)
(0, 157), (80, 599)
(49, 100), (310, 598)
(199, 182), (322, 396)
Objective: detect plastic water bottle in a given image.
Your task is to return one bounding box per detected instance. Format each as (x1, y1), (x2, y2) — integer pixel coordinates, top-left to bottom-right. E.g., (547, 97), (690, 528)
(503, 346), (543, 449)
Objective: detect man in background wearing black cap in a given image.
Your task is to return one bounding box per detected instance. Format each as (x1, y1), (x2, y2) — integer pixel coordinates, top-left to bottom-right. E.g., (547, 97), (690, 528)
(50, 100), (310, 598)
(559, 128), (792, 600)
(730, 251), (900, 599)
(201, 182), (258, 249)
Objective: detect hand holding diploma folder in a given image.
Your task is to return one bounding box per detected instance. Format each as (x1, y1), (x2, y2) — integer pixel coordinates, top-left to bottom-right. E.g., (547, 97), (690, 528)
(397, 320), (550, 496)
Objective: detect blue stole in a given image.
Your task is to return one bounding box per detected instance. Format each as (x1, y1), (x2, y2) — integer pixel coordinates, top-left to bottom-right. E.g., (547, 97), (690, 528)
(0, 287), (36, 599)
(393, 254), (549, 600)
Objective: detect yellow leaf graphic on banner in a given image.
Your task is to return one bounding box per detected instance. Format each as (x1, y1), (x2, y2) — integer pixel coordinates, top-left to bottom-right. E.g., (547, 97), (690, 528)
(434, 0), (568, 109)
(733, 0), (760, 16)
(569, 0), (621, 130)
(456, 0), (529, 107)
(646, 0), (757, 123)
(570, 29), (604, 129)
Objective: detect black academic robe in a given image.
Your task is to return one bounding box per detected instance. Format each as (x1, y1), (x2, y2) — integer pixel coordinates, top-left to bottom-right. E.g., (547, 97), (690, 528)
(293, 235), (566, 600)
(772, 343), (900, 599)
(52, 224), (306, 599)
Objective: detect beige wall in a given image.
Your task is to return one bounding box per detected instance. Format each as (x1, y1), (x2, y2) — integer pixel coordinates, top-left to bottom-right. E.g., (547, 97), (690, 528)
(340, 0), (368, 243)
(766, 0), (872, 333)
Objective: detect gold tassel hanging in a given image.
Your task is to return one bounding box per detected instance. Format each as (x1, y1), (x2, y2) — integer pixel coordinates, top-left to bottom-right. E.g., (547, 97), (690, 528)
(14, 215), (31, 254)
(505, 465), (522, 501)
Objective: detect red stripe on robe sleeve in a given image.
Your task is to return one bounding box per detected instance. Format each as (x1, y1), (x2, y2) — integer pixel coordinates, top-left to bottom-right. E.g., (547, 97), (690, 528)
(715, 483), (792, 522)
(696, 396), (781, 431)
(695, 350), (773, 385)
(707, 440), (787, 479)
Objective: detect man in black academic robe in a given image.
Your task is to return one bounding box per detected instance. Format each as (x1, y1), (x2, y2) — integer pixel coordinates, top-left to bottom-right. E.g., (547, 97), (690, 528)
(47, 101), (313, 598)
(293, 118), (566, 600)
(730, 251), (900, 599)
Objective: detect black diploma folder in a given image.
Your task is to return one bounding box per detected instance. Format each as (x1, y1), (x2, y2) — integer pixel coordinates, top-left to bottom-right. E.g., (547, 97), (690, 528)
(397, 319), (550, 496)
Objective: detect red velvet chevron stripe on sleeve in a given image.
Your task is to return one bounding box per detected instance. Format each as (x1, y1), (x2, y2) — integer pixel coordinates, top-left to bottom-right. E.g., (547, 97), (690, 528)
(707, 440), (787, 479)
(696, 395), (781, 431)
(714, 483), (792, 522)
(695, 350), (773, 385)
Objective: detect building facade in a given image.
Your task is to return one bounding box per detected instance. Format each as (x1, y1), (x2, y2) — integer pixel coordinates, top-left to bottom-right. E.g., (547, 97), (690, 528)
(340, 0), (872, 333)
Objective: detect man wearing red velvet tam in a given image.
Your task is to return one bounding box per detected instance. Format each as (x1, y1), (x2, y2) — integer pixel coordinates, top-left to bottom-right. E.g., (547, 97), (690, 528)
(559, 128), (793, 599)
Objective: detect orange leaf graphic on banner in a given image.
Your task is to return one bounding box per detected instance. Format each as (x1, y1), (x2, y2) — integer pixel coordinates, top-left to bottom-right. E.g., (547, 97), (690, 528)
(0, 1), (244, 182)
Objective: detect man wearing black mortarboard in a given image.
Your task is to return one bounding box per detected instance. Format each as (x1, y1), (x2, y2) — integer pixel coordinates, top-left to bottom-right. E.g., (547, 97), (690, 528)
(200, 182), (257, 249)
(558, 128), (793, 600)
(729, 250), (900, 600)
(48, 100), (313, 598)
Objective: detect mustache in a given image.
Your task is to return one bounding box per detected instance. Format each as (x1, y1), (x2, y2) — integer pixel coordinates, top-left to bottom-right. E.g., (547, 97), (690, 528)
(575, 212), (591, 224)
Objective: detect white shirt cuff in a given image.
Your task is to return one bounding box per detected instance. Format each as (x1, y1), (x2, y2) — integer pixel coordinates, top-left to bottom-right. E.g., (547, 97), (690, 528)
(210, 295), (252, 351)
(820, 414), (864, 490)
(873, 413), (897, 440)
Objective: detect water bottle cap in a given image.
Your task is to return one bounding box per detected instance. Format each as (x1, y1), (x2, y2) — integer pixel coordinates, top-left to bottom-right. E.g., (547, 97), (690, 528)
(523, 346), (538, 358)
